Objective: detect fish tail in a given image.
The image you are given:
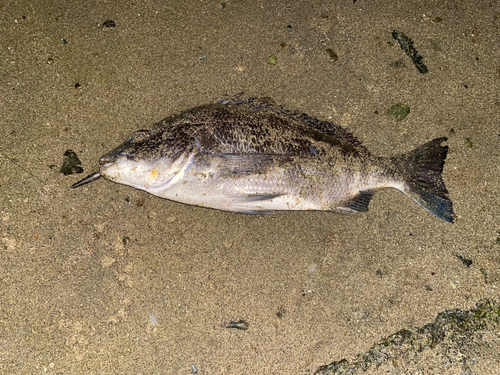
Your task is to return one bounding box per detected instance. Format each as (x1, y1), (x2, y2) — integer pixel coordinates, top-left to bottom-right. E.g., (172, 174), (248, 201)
(394, 137), (454, 222)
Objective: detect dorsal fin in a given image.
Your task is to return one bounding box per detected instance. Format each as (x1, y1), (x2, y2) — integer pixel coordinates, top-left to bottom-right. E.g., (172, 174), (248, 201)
(215, 96), (366, 150)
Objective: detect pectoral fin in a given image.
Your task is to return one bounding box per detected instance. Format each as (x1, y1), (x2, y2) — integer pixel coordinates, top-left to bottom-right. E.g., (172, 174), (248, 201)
(226, 193), (284, 214)
(215, 154), (293, 176)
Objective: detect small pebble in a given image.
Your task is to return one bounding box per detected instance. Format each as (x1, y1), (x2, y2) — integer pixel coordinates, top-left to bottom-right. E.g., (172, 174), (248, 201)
(387, 103), (410, 121)
(267, 55), (277, 65)
(225, 320), (249, 330)
(148, 313), (158, 326)
(325, 48), (338, 62)
(103, 20), (116, 28)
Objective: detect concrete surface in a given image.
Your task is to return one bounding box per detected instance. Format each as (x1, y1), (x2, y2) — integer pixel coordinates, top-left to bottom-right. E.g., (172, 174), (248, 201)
(1, 0), (499, 374)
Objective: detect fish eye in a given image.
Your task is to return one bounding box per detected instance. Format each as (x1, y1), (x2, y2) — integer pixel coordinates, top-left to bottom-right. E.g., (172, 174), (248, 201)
(129, 130), (150, 143)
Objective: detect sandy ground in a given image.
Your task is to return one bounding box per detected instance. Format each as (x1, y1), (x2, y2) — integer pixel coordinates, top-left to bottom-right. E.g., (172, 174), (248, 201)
(1, 0), (500, 374)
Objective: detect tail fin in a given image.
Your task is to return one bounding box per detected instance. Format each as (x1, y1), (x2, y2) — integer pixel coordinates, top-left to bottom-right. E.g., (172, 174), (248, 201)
(395, 137), (454, 222)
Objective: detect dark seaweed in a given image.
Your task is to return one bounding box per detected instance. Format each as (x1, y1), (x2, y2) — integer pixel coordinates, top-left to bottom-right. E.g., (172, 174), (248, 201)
(60, 150), (83, 175)
(456, 254), (473, 267)
(392, 30), (428, 74)
(225, 320), (249, 330)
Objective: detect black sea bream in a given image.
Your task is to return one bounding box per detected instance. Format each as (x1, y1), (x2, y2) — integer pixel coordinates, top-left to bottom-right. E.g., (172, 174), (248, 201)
(72, 97), (454, 222)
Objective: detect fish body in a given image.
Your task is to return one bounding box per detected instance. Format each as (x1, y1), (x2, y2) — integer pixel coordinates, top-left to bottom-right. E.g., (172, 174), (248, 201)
(72, 97), (454, 222)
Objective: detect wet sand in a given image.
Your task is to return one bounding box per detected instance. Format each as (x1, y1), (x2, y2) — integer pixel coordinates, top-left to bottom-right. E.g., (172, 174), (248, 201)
(1, 1), (499, 374)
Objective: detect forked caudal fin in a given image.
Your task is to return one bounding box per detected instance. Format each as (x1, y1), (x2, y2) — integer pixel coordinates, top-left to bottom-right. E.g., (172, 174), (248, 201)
(395, 137), (454, 222)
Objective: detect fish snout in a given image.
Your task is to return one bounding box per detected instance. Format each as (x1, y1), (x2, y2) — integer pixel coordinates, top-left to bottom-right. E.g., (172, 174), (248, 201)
(99, 150), (128, 166)
(99, 153), (115, 166)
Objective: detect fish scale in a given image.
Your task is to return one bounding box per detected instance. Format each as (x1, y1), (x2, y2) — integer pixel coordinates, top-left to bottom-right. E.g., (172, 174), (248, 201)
(72, 97), (454, 222)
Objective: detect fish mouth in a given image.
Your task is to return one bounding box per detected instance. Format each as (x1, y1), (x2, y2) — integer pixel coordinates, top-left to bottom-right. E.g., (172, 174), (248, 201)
(70, 150), (119, 189)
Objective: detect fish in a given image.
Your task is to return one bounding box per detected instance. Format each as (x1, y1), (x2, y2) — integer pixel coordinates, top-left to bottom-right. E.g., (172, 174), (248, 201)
(71, 97), (454, 222)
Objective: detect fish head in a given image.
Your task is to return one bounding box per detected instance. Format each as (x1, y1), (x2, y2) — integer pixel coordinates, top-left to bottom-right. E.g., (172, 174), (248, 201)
(99, 127), (196, 191)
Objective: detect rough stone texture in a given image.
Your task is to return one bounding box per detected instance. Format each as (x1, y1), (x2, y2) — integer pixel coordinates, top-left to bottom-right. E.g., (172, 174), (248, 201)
(315, 300), (500, 374)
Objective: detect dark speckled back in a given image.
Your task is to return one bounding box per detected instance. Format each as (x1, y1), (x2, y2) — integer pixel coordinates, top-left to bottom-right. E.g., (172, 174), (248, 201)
(152, 98), (366, 160)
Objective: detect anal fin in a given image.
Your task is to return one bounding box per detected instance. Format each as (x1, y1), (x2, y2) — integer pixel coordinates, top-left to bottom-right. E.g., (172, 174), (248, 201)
(339, 190), (374, 213)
